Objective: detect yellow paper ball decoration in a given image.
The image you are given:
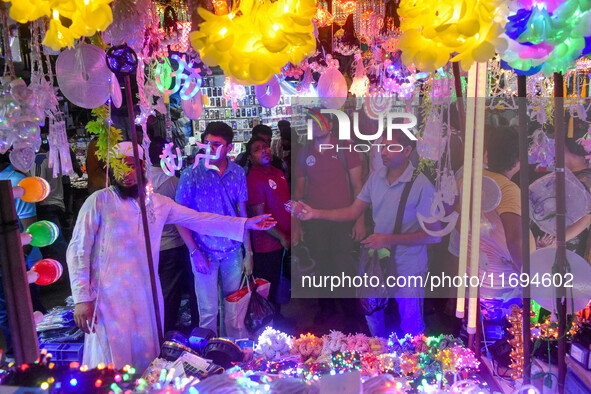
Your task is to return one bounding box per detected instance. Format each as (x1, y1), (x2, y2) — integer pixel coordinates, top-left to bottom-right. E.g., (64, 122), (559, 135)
(190, 0), (317, 85)
(397, 0), (508, 72)
(2, 0), (113, 51)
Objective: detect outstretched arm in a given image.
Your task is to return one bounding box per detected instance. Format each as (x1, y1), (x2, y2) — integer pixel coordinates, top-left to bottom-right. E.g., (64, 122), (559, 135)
(298, 198), (369, 223)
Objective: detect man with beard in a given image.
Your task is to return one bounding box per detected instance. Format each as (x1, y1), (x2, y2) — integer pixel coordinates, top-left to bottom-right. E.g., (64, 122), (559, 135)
(67, 142), (276, 371)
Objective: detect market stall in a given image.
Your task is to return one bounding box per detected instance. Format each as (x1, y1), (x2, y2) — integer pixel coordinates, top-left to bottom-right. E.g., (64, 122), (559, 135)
(0, 0), (590, 392)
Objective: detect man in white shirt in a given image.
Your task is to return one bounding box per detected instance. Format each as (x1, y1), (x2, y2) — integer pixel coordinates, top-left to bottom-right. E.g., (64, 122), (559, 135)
(67, 142), (276, 371)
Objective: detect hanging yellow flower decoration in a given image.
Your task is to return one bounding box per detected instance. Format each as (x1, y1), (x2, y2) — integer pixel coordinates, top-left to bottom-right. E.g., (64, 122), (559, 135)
(190, 0), (317, 85)
(2, 0), (113, 51)
(397, 0), (508, 72)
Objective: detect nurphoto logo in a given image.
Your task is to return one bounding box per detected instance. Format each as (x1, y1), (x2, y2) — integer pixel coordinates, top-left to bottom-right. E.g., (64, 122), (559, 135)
(305, 108), (418, 153)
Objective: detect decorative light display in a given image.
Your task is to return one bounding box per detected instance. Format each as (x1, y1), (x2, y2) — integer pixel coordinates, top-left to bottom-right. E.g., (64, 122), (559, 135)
(359, 10), (383, 43)
(25, 220), (59, 248)
(154, 54), (203, 99)
(313, 1), (334, 27)
(17, 176), (50, 203)
(30, 258), (63, 285)
(335, 0), (356, 15)
(190, 0), (316, 85)
(1, 330), (485, 392)
(159, 142), (183, 177)
(222, 77), (247, 110)
(349, 53), (370, 97)
(106, 45), (139, 77)
(3, 0), (114, 51)
(502, 0), (591, 75)
(194, 143), (222, 171)
(397, 0), (507, 71)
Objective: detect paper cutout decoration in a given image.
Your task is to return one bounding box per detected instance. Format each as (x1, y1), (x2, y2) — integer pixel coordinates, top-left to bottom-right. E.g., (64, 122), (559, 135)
(48, 118), (73, 177)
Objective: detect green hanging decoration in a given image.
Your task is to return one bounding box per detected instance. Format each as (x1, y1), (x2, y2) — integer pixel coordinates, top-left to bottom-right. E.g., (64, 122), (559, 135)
(85, 105), (130, 180)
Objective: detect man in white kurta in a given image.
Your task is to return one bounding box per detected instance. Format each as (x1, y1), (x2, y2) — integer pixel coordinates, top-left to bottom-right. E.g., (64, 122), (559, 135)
(67, 145), (274, 371)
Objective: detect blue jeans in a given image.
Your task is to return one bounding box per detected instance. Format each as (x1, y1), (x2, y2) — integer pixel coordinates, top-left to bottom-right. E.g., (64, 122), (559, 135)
(192, 248), (243, 336)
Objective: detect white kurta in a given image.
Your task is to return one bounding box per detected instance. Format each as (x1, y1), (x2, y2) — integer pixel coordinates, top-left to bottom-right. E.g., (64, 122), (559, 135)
(66, 187), (246, 371)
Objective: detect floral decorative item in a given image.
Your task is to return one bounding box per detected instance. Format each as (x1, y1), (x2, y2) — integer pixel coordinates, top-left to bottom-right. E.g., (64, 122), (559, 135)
(397, 0), (508, 71)
(190, 0), (316, 85)
(502, 0), (591, 76)
(3, 0), (114, 51)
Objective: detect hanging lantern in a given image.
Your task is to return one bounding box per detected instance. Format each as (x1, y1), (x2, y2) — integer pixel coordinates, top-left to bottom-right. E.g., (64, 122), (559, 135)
(354, 0), (385, 40)
(358, 10), (383, 43)
(336, 0), (356, 14)
(314, 4), (333, 27)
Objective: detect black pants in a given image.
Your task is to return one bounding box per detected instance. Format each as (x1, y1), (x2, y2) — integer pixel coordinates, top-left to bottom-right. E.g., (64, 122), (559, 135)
(253, 248), (284, 307)
(158, 245), (198, 333)
(301, 219), (356, 298)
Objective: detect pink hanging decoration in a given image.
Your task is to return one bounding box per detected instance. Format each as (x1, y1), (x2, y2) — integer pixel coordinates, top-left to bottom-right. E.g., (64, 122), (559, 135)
(48, 118), (73, 177)
(349, 53), (370, 97)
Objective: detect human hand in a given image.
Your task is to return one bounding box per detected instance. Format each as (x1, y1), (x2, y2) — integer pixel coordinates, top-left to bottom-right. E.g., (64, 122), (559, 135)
(246, 214), (277, 231)
(242, 253), (253, 275)
(191, 249), (211, 275)
(352, 219), (366, 242)
(536, 234), (556, 249)
(292, 201), (314, 221)
(74, 301), (97, 334)
(361, 233), (392, 250)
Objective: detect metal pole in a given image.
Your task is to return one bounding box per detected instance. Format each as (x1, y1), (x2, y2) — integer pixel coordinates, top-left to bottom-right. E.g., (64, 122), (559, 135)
(517, 74), (531, 383)
(123, 75), (163, 345)
(553, 72), (567, 393)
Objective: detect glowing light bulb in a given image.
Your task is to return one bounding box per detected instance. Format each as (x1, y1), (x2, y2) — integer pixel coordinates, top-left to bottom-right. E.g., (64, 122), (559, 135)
(52, 10), (59, 20)
(219, 27), (228, 37)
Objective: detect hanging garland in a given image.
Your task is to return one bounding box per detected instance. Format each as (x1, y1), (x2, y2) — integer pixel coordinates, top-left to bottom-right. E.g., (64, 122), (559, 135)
(85, 105), (129, 180)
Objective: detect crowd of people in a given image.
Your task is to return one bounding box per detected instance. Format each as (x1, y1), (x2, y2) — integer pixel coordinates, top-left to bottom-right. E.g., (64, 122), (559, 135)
(2, 114), (589, 374)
